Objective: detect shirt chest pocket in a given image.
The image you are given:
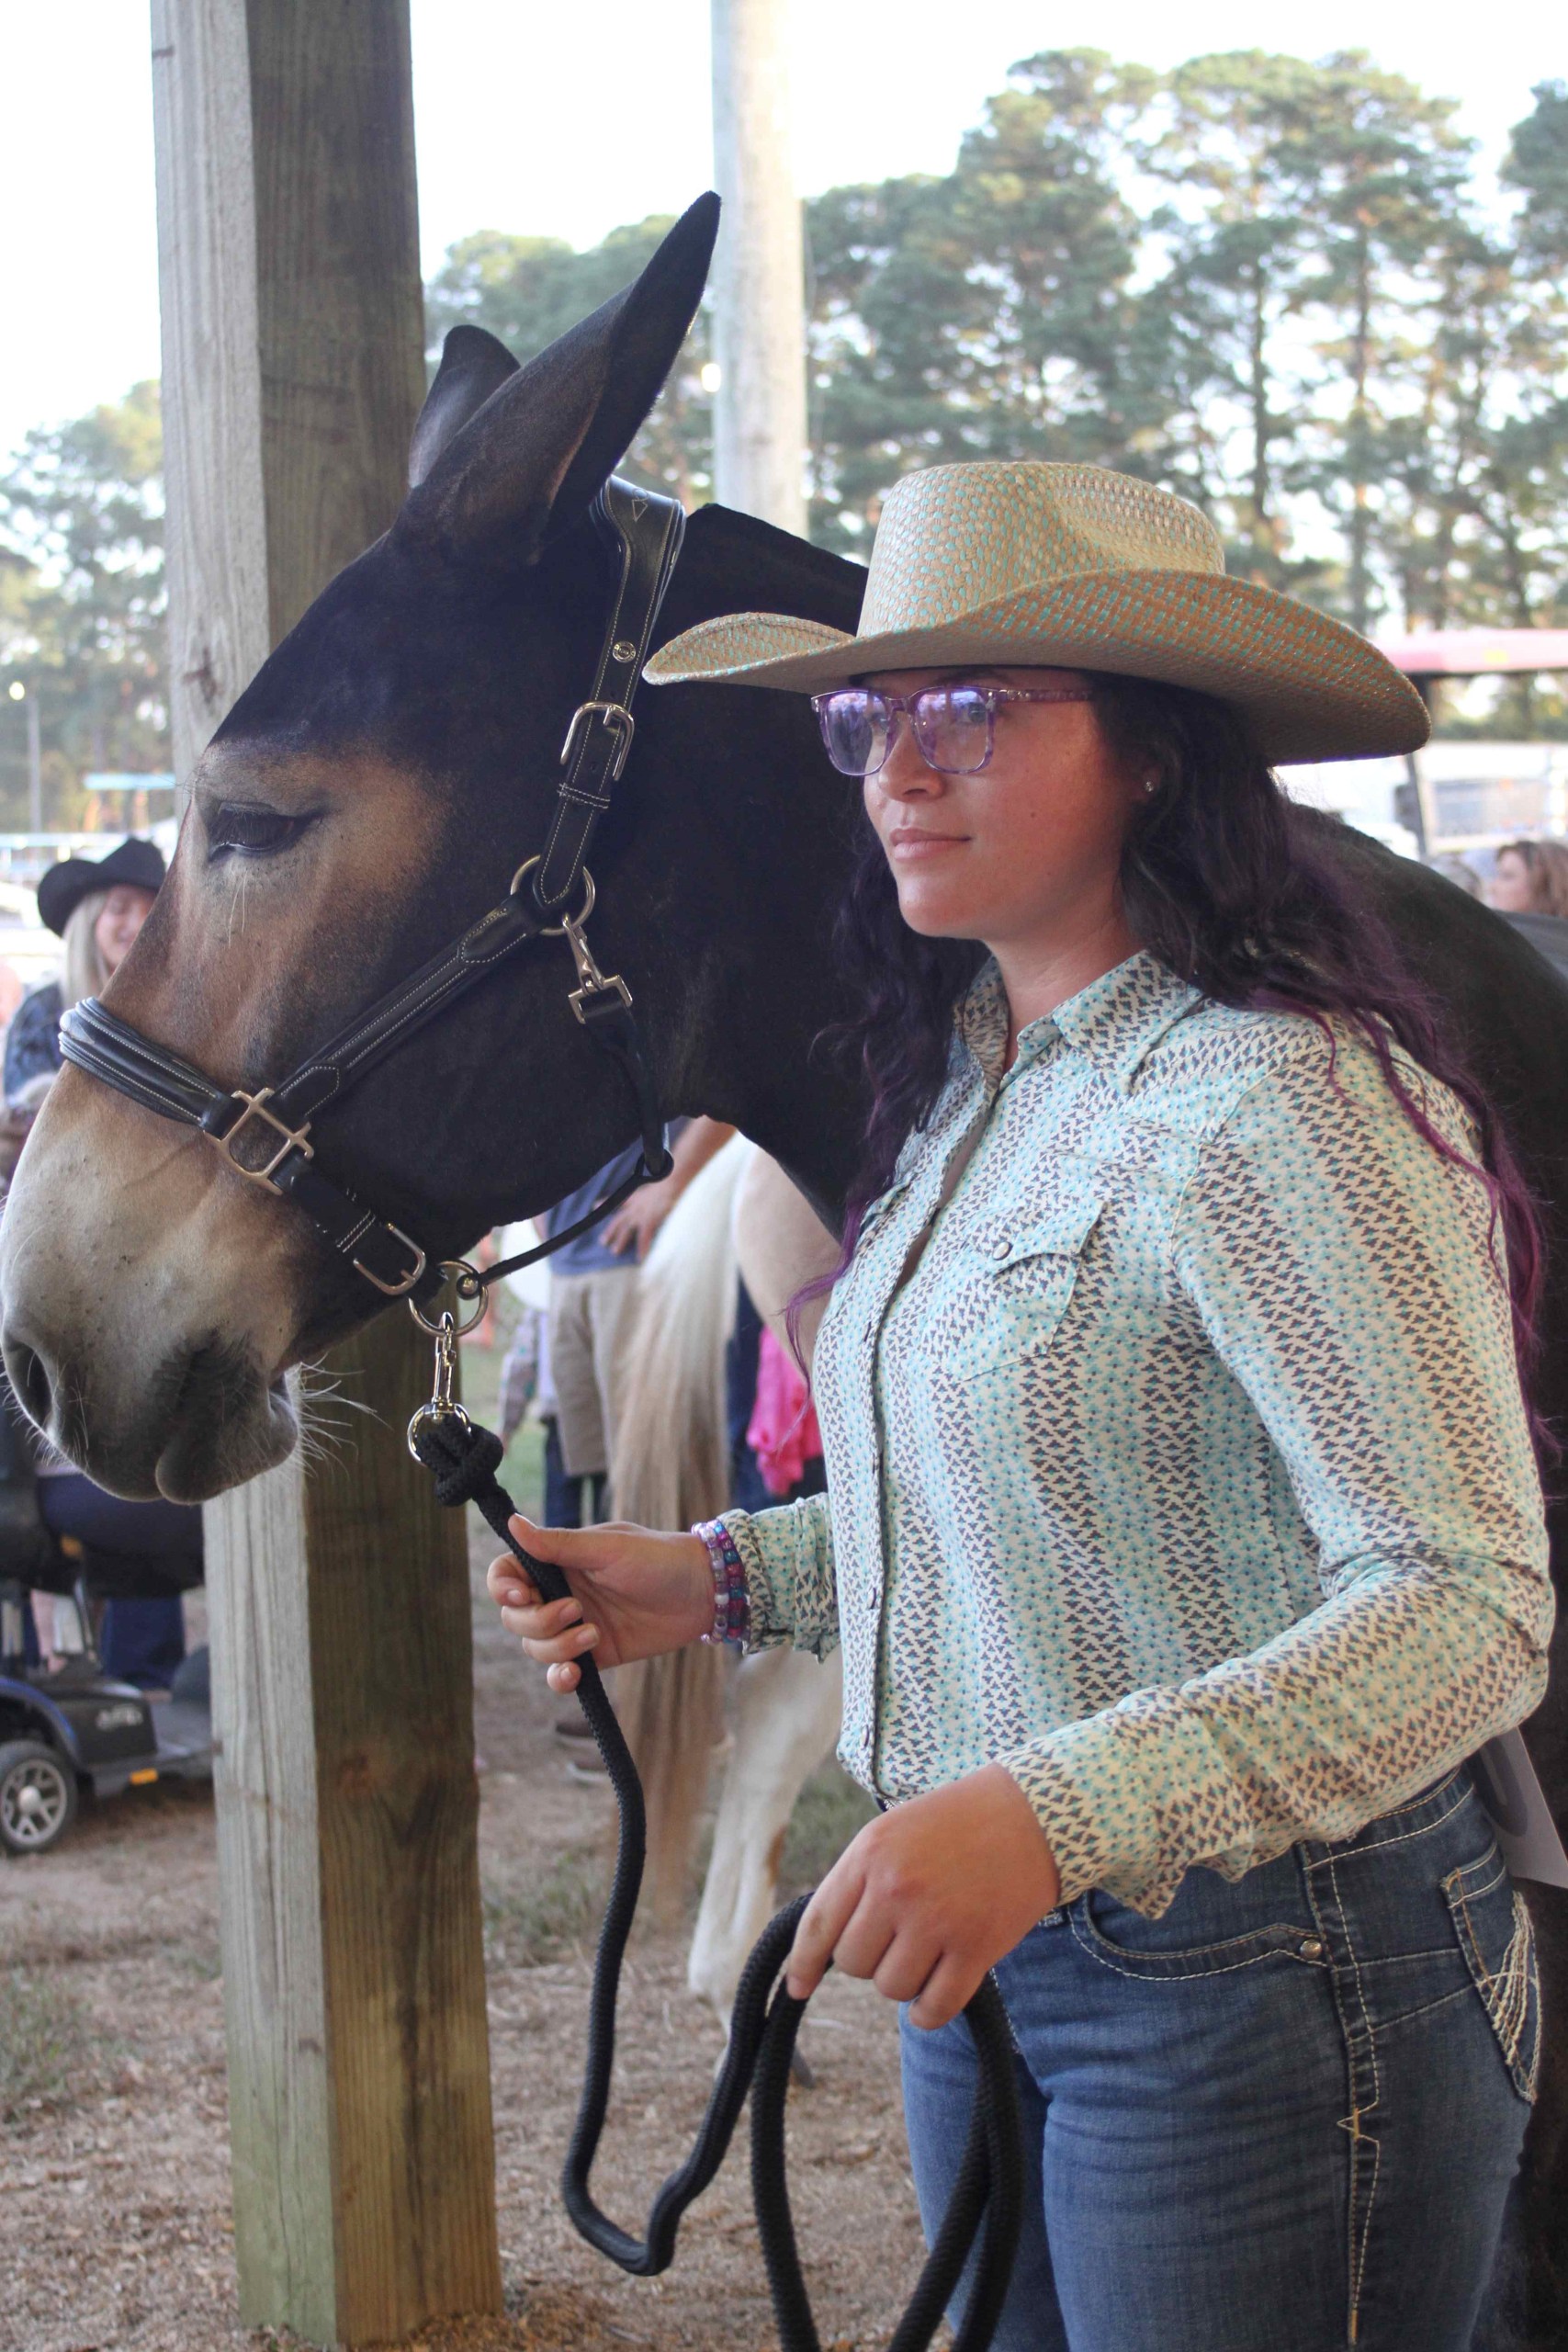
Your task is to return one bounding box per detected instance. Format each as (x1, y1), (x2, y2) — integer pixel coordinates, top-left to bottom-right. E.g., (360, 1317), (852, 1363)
(928, 1194), (1106, 1384)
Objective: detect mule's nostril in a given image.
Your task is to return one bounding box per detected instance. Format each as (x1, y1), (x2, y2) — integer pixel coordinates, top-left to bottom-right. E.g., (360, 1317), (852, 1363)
(14, 1345), (52, 1430)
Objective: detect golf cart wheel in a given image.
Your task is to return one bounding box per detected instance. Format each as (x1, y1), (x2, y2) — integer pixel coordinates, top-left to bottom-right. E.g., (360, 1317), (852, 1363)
(0, 1739), (77, 1855)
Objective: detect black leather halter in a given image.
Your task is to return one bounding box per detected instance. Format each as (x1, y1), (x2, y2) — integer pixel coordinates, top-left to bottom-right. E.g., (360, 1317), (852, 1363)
(58, 477), (684, 1306)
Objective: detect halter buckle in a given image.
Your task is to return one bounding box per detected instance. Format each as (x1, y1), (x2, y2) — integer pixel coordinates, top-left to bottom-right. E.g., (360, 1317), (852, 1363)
(560, 699), (636, 783)
(217, 1089), (314, 1186)
(354, 1225), (428, 1297)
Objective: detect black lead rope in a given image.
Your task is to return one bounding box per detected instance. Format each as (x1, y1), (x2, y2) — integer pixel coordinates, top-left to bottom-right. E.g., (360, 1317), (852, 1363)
(411, 1411), (1025, 2352)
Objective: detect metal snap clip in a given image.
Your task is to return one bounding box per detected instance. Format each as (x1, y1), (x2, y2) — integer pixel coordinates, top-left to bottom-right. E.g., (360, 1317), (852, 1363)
(1298, 1936), (1325, 1961)
(406, 1303), (475, 1462)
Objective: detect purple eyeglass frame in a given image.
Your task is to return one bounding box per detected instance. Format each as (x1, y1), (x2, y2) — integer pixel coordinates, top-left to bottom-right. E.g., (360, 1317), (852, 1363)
(809, 681), (1096, 777)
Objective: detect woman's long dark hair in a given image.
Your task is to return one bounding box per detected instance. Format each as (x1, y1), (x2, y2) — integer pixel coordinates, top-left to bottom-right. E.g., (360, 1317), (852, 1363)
(797, 674), (1546, 1435)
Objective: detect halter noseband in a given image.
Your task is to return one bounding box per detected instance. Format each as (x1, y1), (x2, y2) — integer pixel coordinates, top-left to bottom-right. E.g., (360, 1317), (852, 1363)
(58, 477), (684, 1306)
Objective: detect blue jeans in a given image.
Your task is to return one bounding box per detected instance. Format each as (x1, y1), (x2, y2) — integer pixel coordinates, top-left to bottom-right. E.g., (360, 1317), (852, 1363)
(900, 1765), (1539, 2351)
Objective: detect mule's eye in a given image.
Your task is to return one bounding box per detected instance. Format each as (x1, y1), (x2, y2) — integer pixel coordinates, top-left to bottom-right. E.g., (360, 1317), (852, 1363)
(206, 803), (314, 861)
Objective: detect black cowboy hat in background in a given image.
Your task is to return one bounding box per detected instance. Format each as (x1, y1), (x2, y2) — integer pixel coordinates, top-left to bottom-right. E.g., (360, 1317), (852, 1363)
(37, 837), (165, 938)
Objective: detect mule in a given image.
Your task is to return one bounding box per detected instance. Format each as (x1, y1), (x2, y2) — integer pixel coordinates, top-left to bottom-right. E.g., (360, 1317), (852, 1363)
(3, 199), (1565, 2346)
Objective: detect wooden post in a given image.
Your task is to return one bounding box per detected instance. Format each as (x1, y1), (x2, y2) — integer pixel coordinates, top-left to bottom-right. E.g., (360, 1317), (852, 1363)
(151, 6), (502, 2342)
(709, 0), (807, 532)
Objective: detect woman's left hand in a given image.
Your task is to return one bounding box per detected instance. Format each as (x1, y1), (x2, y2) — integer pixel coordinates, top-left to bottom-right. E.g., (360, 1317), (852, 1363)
(785, 1762), (1062, 2030)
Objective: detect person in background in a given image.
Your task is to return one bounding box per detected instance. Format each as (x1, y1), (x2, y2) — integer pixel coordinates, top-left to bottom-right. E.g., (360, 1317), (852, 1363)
(4, 836), (165, 1105)
(2, 834), (193, 1689)
(541, 1115), (736, 1527)
(498, 1304), (545, 1450)
(1430, 852), (1483, 898)
(726, 1283), (827, 1515)
(1487, 837), (1568, 984)
(28, 1473), (203, 1689)
(542, 1114), (734, 1770)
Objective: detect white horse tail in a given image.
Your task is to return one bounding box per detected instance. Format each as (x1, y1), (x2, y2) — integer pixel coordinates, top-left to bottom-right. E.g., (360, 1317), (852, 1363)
(610, 1136), (751, 1920)
(686, 1153), (846, 2018)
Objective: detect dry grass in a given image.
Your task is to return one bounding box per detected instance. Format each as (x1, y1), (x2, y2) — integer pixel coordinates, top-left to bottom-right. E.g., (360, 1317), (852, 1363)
(483, 1848), (608, 1967)
(778, 1759), (879, 1897)
(0, 1963), (100, 2121)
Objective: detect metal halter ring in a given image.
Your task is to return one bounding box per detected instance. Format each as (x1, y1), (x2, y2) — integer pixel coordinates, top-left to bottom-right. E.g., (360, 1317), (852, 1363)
(508, 854), (595, 935)
(408, 1260), (490, 1336)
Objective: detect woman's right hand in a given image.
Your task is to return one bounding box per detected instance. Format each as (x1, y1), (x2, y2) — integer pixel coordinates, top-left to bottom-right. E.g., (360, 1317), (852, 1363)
(486, 1514), (716, 1693)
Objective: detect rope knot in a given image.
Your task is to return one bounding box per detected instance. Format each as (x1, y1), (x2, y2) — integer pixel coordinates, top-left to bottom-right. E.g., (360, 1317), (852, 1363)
(412, 1412), (504, 1507)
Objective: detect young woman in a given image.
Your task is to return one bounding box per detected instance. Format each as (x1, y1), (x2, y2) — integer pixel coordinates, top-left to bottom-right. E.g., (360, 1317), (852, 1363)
(489, 464), (1551, 2352)
(0, 834), (193, 1685)
(3, 833), (164, 1106)
(1489, 835), (1568, 921)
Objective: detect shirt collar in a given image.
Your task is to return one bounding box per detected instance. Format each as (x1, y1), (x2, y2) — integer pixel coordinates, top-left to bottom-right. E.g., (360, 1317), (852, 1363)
(957, 950), (1203, 1093)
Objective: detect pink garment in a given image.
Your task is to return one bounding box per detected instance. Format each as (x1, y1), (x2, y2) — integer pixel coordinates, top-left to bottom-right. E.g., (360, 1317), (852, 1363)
(746, 1325), (823, 1498)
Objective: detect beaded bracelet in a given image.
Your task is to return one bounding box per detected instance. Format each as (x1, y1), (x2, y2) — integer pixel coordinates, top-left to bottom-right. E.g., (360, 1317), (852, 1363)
(693, 1516), (749, 1647)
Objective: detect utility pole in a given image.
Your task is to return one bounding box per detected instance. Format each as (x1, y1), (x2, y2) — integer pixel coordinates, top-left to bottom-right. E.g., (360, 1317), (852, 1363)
(26, 688), (40, 831)
(9, 682), (42, 830)
(709, 0), (807, 533)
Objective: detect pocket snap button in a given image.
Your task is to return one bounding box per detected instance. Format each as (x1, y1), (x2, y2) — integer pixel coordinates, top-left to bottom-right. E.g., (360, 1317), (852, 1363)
(1298, 1936), (1325, 1961)
(991, 1238), (1011, 1260)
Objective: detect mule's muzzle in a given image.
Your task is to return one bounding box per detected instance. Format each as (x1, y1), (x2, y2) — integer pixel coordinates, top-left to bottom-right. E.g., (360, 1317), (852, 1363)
(5, 1334), (55, 1435)
(0, 1317), (295, 1503)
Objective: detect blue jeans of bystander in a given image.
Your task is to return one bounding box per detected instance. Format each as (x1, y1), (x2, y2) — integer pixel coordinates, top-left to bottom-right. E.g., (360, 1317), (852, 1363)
(900, 1763), (1537, 2351)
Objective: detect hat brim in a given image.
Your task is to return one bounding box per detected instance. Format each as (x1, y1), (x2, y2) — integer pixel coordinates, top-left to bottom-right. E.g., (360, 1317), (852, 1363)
(35, 838), (165, 935)
(644, 568), (1429, 766)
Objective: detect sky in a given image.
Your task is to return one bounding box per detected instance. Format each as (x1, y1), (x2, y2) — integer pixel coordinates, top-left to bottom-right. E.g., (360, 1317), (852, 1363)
(1, 0), (1562, 467)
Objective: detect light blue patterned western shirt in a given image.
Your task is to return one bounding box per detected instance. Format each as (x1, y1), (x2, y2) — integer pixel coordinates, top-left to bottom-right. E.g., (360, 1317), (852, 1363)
(720, 952), (1552, 1917)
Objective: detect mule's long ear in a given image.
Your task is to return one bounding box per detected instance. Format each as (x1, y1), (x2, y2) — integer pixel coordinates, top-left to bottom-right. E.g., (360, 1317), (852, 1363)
(409, 327), (521, 488)
(399, 192), (719, 568)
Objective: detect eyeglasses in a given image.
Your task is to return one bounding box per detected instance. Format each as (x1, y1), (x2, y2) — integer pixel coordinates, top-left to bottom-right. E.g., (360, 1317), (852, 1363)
(810, 682), (1096, 779)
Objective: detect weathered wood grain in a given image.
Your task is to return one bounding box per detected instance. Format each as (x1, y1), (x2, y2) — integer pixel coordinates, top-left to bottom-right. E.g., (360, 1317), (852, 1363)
(152, 0), (270, 786)
(244, 0), (426, 643)
(306, 1314), (498, 2344)
(152, 4), (501, 2340)
(204, 1438), (339, 2345)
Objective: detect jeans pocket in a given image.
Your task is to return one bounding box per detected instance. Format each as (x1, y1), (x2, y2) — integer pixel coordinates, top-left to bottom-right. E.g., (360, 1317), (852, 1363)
(1070, 1885), (1315, 1981)
(1442, 1849), (1541, 2101)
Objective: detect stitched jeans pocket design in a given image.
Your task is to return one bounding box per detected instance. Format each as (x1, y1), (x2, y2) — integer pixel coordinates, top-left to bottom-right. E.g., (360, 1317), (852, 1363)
(1071, 1894), (1310, 1981)
(1443, 1851), (1541, 2101)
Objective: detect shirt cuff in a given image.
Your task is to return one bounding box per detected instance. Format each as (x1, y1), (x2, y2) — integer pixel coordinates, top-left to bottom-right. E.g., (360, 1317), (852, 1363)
(998, 1713), (1191, 1918)
(717, 1501), (840, 1658)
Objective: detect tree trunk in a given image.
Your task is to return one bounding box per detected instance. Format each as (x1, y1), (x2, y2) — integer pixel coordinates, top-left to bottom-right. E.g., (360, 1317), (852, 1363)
(1348, 224), (1372, 636)
(1248, 259), (1270, 578)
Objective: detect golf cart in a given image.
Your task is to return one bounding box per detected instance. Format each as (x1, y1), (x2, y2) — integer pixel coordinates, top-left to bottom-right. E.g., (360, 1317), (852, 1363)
(0, 1398), (211, 1857)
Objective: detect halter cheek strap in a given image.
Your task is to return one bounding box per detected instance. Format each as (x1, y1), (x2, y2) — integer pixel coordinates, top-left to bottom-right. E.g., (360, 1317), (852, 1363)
(57, 477), (683, 1302)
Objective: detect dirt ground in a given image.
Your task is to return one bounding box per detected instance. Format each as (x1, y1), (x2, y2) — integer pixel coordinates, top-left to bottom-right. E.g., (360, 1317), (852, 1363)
(0, 1376), (929, 2352)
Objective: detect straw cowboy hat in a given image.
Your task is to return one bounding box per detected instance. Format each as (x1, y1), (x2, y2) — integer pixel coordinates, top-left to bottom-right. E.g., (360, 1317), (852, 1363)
(645, 462), (1429, 766)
